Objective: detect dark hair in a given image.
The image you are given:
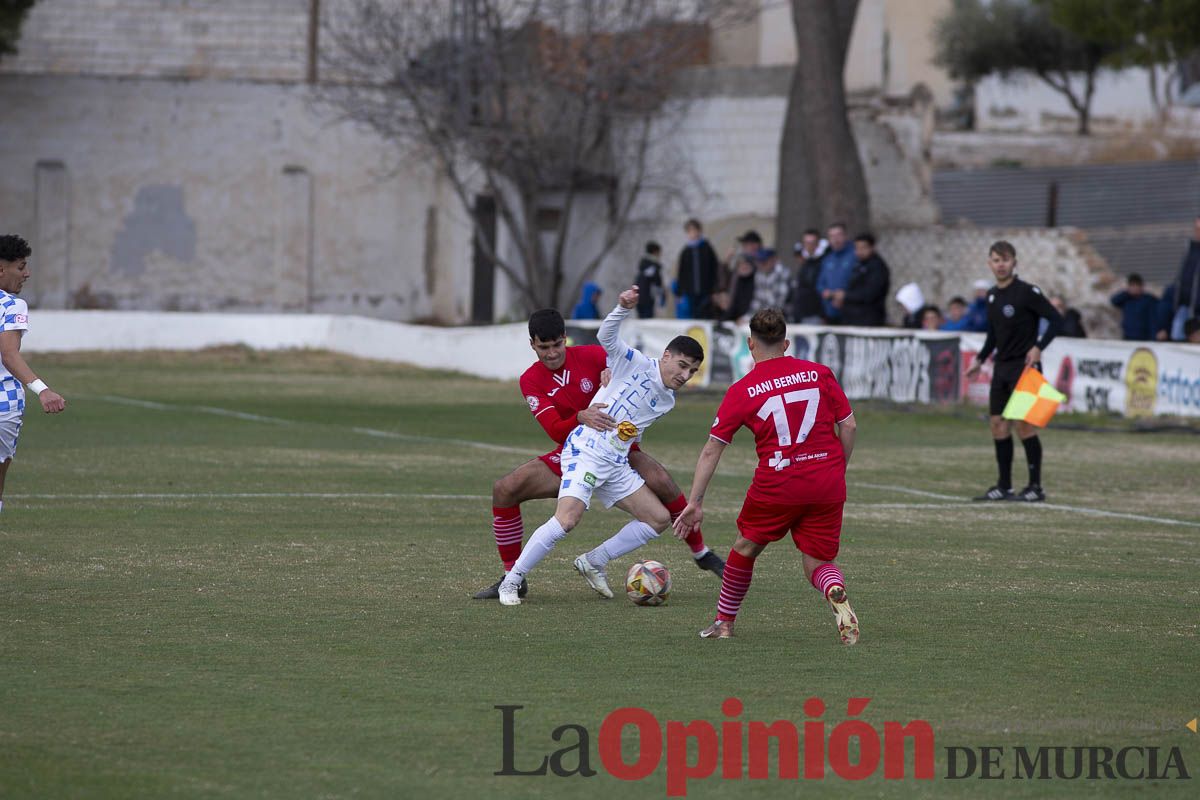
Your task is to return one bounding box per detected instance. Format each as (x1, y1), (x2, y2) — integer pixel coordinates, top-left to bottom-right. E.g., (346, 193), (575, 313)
(828, 222), (847, 233)
(989, 240), (1017, 260)
(1127, 273), (1144, 286)
(665, 335), (704, 362)
(1185, 318), (1200, 337)
(645, 241), (662, 255)
(949, 296), (967, 306)
(528, 308), (565, 342)
(0, 235), (32, 262)
(749, 308), (787, 346)
(854, 233), (875, 247)
(921, 304), (942, 318)
(684, 218), (702, 231)
(803, 228), (821, 238)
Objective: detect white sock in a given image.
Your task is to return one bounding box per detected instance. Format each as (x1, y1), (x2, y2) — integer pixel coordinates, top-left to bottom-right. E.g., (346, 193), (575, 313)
(691, 546), (710, 560)
(504, 517), (567, 585)
(586, 520), (659, 568)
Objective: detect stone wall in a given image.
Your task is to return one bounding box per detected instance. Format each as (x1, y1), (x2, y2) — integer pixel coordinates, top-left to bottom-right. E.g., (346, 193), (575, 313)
(877, 225), (1121, 338)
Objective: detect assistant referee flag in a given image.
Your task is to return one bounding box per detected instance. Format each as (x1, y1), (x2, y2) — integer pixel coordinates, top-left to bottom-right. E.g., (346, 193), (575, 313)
(1002, 367), (1067, 427)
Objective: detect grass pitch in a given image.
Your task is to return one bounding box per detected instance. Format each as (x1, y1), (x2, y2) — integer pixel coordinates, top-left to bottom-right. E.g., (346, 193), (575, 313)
(1, 349), (1197, 798)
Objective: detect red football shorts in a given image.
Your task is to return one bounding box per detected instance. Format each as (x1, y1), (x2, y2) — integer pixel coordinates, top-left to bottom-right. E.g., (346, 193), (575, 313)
(538, 442), (641, 478)
(736, 498), (844, 561)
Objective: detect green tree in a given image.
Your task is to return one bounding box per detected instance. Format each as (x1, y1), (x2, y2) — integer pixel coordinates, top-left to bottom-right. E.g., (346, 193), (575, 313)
(0, 0), (36, 57)
(934, 0), (1126, 134)
(1050, 0), (1200, 114)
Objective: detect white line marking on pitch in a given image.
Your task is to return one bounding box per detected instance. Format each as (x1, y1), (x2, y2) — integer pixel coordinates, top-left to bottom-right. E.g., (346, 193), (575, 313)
(857, 481), (1200, 529)
(96, 395), (532, 456)
(90, 396), (1200, 529)
(9, 492), (492, 500)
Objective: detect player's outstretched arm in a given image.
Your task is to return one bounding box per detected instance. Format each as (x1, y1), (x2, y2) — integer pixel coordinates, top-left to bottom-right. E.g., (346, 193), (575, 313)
(598, 286), (654, 375)
(0, 331), (65, 414)
(672, 437), (726, 539)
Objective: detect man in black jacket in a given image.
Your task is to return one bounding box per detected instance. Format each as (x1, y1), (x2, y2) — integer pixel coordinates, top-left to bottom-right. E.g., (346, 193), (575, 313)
(833, 234), (890, 327)
(675, 219), (721, 319)
(790, 229), (826, 323)
(635, 241), (665, 319)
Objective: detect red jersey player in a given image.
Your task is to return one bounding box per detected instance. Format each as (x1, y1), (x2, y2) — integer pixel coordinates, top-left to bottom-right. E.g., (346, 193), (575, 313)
(472, 308), (724, 599)
(672, 308), (860, 643)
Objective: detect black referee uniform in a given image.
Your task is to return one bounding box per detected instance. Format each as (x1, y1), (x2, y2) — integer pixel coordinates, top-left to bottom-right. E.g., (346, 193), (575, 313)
(975, 277), (1062, 501)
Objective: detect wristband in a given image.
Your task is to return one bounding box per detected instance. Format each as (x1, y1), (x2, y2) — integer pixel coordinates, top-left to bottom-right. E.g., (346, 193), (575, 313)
(27, 379), (48, 396)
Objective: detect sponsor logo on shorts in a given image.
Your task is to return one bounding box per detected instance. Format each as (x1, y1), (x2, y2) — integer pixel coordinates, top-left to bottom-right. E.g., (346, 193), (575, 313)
(526, 395), (539, 411)
(583, 472), (597, 487)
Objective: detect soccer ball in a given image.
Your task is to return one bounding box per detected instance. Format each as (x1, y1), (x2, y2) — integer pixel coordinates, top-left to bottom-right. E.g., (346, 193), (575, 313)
(625, 560), (671, 606)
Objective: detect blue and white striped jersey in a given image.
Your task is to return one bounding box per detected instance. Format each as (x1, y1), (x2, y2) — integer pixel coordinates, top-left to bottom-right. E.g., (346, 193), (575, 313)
(0, 290), (30, 413)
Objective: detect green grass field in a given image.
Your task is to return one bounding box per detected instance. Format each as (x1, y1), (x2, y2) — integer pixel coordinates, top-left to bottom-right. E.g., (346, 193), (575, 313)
(1, 349), (1197, 799)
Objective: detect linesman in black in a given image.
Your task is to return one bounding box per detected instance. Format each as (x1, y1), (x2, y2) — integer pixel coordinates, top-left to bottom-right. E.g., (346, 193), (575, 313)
(965, 241), (1062, 502)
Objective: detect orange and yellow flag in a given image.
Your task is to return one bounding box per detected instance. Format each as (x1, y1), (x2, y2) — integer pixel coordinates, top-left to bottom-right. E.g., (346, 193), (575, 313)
(1002, 367), (1067, 427)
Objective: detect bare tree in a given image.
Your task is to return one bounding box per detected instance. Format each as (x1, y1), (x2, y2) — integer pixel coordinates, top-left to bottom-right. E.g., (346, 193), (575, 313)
(320, 0), (750, 314)
(774, 0), (870, 255)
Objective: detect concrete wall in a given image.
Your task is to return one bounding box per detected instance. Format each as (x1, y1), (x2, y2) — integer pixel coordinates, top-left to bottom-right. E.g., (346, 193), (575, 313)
(2, 0), (310, 81)
(0, 75), (475, 322)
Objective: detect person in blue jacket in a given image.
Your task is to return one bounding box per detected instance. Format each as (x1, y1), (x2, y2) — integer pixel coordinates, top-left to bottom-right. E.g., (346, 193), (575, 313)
(571, 282), (603, 320)
(1110, 273), (1159, 341)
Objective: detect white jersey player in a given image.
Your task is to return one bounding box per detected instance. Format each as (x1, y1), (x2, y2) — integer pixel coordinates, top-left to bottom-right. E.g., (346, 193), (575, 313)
(498, 286), (704, 606)
(0, 235), (67, 513)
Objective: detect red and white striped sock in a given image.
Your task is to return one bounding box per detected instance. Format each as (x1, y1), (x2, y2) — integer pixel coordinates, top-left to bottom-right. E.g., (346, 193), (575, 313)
(665, 493), (708, 556)
(492, 505), (524, 570)
(716, 549), (756, 621)
(810, 562), (845, 600)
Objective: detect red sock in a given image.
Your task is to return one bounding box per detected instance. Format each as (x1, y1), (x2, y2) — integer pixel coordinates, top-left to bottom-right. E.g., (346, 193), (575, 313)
(810, 562), (845, 599)
(665, 493), (706, 555)
(493, 506), (523, 570)
(716, 549), (756, 621)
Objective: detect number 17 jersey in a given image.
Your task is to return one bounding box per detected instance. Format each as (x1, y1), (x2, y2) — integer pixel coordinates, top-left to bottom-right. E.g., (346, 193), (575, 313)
(710, 356), (853, 505)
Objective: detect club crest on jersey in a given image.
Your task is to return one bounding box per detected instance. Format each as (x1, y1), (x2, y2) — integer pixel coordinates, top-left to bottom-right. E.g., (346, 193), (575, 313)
(13, 313), (27, 324)
(1003, 304), (1015, 318)
(616, 421), (639, 442)
(526, 395), (539, 411)
(580, 378), (594, 393)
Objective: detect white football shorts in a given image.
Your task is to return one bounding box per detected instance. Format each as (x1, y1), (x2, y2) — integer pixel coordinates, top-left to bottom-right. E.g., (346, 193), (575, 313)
(0, 411), (22, 461)
(558, 448), (645, 510)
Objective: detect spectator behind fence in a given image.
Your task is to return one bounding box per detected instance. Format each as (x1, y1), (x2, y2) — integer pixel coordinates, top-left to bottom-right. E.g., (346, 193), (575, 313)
(634, 241), (665, 319)
(895, 282), (925, 328)
(940, 296), (971, 331)
(1046, 295), (1086, 338)
(835, 233), (890, 327)
(1109, 273), (1158, 341)
(818, 223), (855, 323)
(921, 305), (944, 331)
(790, 230), (827, 324)
(1167, 216), (1200, 340)
(675, 218), (720, 319)
(722, 253), (758, 324)
(1186, 318), (1200, 344)
(748, 247), (790, 317)
(966, 279), (991, 332)
(572, 282), (603, 320)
